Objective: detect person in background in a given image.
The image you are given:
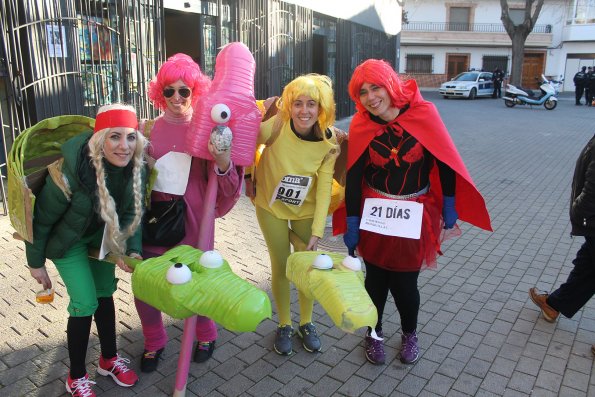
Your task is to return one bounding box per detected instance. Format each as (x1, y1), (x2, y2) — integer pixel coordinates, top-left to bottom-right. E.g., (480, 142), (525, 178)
(247, 74), (339, 356)
(573, 66), (588, 106)
(530, 134), (595, 354)
(491, 67), (504, 99)
(27, 104), (146, 396)
(339, 59), (491, 365)
(587, 66), (595, 107)
(135, 53), (243, 372)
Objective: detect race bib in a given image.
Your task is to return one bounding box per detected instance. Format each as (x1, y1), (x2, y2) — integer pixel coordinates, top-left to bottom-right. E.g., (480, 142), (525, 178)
(152, 152), (192, 195)
(360, 198), (423, 239)
(269, 175), (312, 207)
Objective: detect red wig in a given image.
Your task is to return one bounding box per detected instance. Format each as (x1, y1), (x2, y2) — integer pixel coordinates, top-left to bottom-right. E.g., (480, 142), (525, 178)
(348, 59), (412, 114)
(148, 53), (211, 111)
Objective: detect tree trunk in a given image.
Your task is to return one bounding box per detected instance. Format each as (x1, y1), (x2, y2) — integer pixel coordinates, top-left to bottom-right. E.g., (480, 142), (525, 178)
(510, 33), (527, 87)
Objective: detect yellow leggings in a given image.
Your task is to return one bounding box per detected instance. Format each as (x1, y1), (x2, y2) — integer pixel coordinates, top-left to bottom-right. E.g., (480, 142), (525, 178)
(256, 205), (314, 327)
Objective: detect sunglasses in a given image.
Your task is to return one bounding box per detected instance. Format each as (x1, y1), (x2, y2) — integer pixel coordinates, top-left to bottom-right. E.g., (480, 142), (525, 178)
(163, 87), (192, 98)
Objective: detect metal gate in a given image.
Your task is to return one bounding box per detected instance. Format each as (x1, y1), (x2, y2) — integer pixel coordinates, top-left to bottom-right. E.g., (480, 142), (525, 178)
(0, 0), (164, 214)
(239, 0), (396, 118)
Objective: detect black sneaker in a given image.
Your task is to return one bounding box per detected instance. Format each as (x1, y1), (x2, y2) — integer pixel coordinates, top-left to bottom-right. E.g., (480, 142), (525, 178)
(193, 341), (215, 363)
(274, 325), (294, 355)
(140, 348), (164, 373)
(297, 323), (321, 352)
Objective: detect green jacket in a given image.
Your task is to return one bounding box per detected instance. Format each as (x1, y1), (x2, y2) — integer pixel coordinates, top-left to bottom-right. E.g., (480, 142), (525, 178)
(25, 131), (145, 268)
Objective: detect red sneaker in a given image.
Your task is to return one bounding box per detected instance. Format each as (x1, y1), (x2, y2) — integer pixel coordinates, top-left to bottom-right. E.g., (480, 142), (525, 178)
(66, 373), (96, 397)
(97, 354), (138, 387)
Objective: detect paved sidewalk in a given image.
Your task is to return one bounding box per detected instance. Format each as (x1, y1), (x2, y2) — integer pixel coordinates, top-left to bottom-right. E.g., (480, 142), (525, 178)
(2, 91), (595, 396)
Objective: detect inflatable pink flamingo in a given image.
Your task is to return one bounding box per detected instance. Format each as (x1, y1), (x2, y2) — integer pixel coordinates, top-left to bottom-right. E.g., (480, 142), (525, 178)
(173, 42), (261, 396)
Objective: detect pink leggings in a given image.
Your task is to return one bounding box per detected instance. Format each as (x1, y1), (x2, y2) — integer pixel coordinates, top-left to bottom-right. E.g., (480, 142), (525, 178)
(134, 298), (217, 351)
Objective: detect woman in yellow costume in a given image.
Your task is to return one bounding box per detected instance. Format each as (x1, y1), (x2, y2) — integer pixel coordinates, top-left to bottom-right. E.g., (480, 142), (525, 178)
(247, 74), (339, 355)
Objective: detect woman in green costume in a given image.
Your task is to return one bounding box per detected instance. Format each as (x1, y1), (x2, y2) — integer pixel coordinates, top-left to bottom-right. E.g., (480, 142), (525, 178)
(25, 104), (147, 397)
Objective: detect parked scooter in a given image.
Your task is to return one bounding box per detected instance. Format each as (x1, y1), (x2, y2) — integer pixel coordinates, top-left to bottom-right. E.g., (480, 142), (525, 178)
(502, 75), (558, 110)
(548, 75), (564, 96)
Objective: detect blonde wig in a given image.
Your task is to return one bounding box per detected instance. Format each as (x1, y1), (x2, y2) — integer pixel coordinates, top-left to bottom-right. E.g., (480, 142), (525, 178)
(89, 103), (147, 256)
(277, 74), (336, 140)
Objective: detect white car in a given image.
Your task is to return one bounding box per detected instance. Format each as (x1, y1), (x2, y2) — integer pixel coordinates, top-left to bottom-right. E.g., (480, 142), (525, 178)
(439, 71), (494, 99)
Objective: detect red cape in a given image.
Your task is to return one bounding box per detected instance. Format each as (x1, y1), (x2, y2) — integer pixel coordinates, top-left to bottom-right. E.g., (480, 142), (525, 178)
(333, 79), (492, 234)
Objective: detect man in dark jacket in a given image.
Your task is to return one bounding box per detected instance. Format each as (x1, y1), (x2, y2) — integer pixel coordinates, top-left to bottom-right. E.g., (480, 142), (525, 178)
(491, 67), (504, 98)
(529, 135), (595, 353)
(573, 66), (588, 105)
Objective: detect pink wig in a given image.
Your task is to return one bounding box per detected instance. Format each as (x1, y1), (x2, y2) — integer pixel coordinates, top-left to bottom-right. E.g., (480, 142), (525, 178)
(348, 59), (411, 114)
(148, 53), (211, 111)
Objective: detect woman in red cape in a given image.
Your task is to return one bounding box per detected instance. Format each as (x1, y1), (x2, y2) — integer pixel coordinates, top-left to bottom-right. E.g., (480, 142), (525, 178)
(335, 59), (491, 366)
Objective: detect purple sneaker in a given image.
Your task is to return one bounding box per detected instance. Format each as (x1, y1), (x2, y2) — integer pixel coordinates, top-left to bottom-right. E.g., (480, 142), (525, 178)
(400, 331), (420, 364)
(364, 330), (385, 365)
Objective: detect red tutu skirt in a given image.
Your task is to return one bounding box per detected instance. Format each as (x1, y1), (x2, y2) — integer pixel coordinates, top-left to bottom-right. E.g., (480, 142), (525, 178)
(358, 185), (449, 272)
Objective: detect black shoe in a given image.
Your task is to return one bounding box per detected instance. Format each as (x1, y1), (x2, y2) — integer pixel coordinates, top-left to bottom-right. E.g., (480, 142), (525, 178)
(576, 103), (582, 106)
(297, 323), (321, 352)
(273, 325), (294, 355)
(140, 348), (164, 373)
(193, 340), (215, 363)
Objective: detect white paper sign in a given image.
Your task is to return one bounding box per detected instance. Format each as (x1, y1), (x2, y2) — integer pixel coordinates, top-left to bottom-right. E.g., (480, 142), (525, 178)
(152, 152), (192, 195)
(269, 174), (312, 207)
(99, 225), (109, 260)
(360, 198), (424, 239)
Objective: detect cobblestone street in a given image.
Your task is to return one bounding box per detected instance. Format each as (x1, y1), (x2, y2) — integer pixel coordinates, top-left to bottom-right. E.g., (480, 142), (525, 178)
(2, 91), (595, 396)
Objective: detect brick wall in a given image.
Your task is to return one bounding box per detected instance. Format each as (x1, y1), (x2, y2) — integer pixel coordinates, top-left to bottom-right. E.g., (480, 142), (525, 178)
(401, 73), (448, 88)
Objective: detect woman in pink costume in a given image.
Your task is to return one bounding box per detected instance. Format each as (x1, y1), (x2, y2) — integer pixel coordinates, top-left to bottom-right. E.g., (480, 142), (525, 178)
(135, 53), (243, 372)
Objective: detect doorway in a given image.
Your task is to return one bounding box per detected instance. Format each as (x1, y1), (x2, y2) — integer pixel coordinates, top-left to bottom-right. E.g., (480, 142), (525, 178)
(522, 52), (545, 88)
(446, 54), (469, 80)
(312, 34), (327, 75)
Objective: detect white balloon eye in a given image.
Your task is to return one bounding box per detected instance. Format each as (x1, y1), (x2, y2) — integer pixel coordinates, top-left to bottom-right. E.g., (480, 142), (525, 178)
(211, 104), (231, 124)
(199, 250), (224, 269)
(312, 254), (333, 270)
(166, 263), (192, 285)
(342, 255), (361, 272)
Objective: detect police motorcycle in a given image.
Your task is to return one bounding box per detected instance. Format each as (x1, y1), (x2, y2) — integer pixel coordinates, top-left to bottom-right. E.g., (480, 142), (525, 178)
(502, 74), (558, 110)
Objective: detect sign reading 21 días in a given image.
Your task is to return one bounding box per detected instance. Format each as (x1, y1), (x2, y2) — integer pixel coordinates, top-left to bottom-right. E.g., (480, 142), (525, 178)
(360, 198), (424, 239)
(270, 174), (312, 207)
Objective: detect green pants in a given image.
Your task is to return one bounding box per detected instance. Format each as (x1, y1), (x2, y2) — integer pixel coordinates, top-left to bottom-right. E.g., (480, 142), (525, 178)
(255, 205), (314, 326)
(52, 230), (118, 317)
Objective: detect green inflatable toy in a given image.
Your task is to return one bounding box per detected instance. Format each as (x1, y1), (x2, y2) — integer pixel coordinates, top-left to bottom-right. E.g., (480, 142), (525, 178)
(286, 251), (378, 334)
(131, 245), (272, 332)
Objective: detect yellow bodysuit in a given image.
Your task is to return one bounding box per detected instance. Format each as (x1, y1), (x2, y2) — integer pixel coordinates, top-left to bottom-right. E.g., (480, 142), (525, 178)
(254, 116), (338, 326)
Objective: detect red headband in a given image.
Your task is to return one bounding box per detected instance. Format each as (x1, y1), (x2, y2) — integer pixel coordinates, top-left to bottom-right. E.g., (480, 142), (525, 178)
(94, 109), (138, 133)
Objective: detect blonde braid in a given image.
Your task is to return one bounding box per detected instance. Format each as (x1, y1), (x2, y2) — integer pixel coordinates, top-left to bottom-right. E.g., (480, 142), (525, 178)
(88, 137), (127, 255)
(124, 133), (147, 239)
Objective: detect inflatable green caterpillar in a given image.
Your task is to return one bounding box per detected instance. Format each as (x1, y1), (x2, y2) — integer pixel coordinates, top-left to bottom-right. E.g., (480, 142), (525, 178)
(130, 245), (272, 332)
(286, 251), (377, 333)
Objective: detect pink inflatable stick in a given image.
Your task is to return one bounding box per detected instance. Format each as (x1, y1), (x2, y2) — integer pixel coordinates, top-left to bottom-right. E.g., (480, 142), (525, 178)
(186, 42), (261, 166)
(175, 41), (259, 396)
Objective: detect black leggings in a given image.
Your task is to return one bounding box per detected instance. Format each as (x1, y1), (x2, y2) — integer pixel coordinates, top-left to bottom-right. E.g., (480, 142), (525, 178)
(68, 297), (117, 378)
(364, 261), (420, 334)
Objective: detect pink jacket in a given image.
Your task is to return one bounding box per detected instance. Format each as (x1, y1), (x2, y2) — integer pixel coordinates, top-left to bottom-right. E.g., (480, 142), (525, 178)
(142, 112), (243, 256)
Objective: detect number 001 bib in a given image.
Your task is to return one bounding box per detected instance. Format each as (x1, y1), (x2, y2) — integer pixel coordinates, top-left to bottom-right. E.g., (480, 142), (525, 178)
(269, 174), (312, 207)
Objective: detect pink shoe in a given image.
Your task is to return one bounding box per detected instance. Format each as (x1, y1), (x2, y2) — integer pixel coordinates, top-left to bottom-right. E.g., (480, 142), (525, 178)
(97, 353), (138, 387)
(66, 373), (96, 397)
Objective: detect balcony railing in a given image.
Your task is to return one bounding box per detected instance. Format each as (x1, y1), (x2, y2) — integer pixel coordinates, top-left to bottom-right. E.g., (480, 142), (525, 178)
(402, 22), (552, 33)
